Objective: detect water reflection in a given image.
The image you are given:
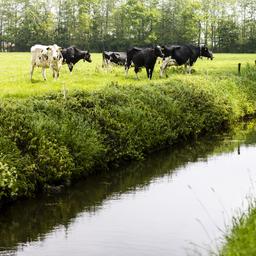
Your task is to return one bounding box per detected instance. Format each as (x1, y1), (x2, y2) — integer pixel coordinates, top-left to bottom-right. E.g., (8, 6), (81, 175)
(0, 122), (256, 256)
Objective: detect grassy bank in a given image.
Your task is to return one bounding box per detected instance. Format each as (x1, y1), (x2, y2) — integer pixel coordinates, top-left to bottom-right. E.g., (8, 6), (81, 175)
(0, 61), (256, 203)
(220, 202), (256, 256)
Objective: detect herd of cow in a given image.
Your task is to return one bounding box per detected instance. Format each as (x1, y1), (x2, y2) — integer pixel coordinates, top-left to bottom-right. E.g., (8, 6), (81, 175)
(30, 44), (214, 81)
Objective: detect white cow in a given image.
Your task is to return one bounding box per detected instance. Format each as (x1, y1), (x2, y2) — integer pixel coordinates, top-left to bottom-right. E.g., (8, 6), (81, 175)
(160, 57), (177, 77)
(30, 44), (63, 81)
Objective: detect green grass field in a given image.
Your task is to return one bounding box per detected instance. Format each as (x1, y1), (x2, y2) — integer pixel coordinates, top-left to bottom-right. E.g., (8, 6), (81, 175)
(0, 52), (255, 98)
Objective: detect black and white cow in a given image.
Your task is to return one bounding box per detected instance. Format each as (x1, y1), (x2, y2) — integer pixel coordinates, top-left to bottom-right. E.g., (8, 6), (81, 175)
(161, 45), (181, 60)
(160, 44), (213, 77)
(61, 46), (92, 73)
(102, 51), (127, 67)
(126, 46), (164, 79)
(30, 44), (63, 80)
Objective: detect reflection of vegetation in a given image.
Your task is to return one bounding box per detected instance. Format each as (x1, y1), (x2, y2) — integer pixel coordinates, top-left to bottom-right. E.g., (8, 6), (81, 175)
(219, 123), (256, 256)
(1, 121), (256, 251)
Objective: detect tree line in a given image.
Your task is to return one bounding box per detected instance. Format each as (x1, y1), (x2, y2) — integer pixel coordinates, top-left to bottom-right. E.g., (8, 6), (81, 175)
(0, 0), (255, 52)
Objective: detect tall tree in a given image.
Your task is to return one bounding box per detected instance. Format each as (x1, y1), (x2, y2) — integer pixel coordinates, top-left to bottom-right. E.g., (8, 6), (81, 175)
(0, 0), (255, 52)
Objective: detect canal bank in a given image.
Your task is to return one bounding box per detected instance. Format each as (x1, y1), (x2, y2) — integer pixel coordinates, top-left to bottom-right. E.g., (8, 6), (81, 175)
(0, 121), (256, 255)
(0, 64), (256, 203)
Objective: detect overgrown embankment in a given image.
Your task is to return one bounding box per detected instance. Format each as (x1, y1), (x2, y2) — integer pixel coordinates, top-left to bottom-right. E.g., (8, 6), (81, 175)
(0, 65), (256, 203)
(220, 202), (256, 256)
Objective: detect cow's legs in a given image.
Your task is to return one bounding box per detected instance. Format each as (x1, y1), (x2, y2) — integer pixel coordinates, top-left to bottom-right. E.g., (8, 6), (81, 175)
(68, 63), (73, 73)
(30, 64), (35, 80)
(134, 66), (139, 79)
(52, 70), (59, 79)
(160, 57), (170, 77)
(150, 69), (153, 80)
(106, 60), (111, 70)
(125, 65), (130, 77)
(42, 68), (47, 80)
(53, 70), (56, 79)
(146, 67), (150, 79)
(125, 66), (129, 76)
(102, 58), (106, 68)
(102, 59), (110, 69)
(160, 62), (166, 78)
(149, 66), (154, 80)
(185, 59), (193, 74)
(188, 65), (192, 74)
(146, 67), (154, 79)
(125, 59), (132, 77)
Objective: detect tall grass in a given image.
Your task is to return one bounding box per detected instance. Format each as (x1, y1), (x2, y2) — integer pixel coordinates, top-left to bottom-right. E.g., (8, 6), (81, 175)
(220, 201), (256, 256)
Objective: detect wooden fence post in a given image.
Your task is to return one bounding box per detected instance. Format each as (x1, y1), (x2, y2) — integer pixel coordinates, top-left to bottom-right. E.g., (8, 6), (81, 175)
(238, 63), (241, 75)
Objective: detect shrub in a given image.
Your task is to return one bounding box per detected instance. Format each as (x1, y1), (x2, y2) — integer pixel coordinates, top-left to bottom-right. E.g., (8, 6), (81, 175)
(0, 74), (256, 202)
(0, 160), (18, 200)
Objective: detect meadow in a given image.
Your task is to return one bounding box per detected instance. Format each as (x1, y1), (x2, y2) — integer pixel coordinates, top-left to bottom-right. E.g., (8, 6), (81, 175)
(0, 52), (255, 98)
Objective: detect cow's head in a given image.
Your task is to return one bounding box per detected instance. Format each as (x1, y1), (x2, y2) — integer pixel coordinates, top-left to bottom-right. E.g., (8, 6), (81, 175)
(50, 44), (63, 61)
(109, 52), (121, 64)
(200, 46), (213, 60)
(161, 45), (168, 58)
(154, 45), (164, 58)
(83, 51), (92, 62)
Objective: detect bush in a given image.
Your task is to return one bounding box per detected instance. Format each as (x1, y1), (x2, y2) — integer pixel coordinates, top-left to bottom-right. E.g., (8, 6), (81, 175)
(0, 75), (256, 202)
(0, 160), (18, 200)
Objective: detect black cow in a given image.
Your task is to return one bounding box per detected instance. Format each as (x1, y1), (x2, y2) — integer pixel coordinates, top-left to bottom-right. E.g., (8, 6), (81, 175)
(125, 47), (143, 68)
(61, 46), (92, 73)
(161, 45), (181, 60)
(126, 46), (164, 79)
(160, 44), (213, 76)
(102, 51), (127, 67)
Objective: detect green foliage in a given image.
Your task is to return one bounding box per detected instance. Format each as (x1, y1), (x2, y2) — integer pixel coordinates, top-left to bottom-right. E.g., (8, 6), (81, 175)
(221, 202), (256, 256)
(0, 160), (18, 200)
(243, 63), (256, 81)
(217, 19), (239, 52)
(36, 137), (74, 185)
(0, 97), (106, 197)
(1, 0), (256, 52)
(0, 54), (256, 202)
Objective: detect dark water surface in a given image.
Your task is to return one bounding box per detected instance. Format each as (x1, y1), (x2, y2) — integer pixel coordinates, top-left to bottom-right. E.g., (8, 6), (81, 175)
(1, 123), (256, 256)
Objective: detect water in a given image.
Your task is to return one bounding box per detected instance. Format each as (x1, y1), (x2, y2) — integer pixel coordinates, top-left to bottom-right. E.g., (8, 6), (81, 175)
(1, 123), (256, 256)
